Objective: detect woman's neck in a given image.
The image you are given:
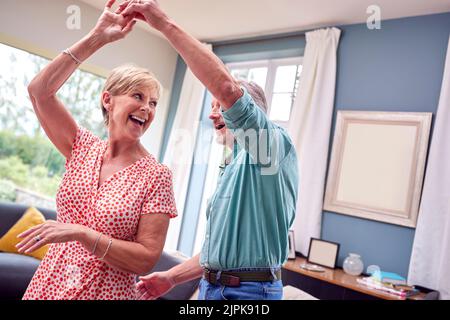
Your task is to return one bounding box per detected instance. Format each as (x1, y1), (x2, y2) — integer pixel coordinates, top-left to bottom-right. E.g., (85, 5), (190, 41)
(105, 137), (147, 160)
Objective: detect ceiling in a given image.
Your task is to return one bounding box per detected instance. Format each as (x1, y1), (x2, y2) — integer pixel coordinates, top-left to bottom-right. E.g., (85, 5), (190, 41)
(81, 0), (450, 42)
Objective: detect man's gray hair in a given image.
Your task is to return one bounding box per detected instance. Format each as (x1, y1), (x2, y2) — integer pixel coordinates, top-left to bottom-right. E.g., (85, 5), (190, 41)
(238, 80), (268, 114)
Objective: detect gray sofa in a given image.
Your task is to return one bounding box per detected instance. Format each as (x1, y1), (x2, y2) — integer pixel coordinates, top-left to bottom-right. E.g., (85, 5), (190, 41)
(0, 202), (56, 300)
(0, 202), (199, 300)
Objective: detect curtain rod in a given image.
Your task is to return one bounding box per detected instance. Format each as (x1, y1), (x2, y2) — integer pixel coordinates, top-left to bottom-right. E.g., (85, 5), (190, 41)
(210, 31), (307, 47)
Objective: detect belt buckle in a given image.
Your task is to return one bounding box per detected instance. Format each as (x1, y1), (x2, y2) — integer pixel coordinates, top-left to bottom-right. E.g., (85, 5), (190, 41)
(205, 269), (215, 284)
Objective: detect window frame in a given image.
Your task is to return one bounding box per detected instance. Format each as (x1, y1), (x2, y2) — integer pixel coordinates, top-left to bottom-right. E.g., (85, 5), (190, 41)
(227, 56), (303, 127)
(190, 57), (304, 253)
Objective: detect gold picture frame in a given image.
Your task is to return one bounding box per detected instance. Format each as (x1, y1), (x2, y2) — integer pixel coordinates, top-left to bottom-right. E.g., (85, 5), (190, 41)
(324, 111), (432, 228)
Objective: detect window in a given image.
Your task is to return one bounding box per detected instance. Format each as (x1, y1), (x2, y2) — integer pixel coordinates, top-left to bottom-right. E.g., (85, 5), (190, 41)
(228, 57), (302, 128)
(191, 57), (303, 254)
(0, 42), (106, 209)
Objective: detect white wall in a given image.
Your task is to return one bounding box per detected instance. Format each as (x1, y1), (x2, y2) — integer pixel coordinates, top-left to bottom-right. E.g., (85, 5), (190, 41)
(0, 0), (178, 157)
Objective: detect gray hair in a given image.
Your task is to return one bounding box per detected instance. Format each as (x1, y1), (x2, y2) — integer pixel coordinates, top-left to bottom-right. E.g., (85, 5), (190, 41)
(238, 80), (268, 114)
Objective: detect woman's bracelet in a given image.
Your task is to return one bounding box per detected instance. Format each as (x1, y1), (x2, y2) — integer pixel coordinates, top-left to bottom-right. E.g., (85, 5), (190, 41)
(91, 232), (102, 255)
(63, 48), (82, 65)
(99, 238), (113, 260)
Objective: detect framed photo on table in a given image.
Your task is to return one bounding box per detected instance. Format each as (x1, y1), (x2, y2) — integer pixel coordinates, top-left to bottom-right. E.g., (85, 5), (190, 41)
(307, 238), (340, 269)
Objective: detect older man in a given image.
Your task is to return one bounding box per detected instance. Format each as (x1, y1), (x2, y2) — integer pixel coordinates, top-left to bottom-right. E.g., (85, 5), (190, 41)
(121, 0), (299, 300)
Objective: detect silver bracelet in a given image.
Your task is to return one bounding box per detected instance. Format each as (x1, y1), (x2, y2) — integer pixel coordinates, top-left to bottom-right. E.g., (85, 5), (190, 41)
(99, 238), (113, 260)
(91, 232), (102, 255)
(63, 48), (82, 65)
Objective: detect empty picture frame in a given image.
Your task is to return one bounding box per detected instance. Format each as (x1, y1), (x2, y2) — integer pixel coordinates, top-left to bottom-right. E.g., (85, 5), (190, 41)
(307, 238), (340, 269)
(324, 111), (432, 228)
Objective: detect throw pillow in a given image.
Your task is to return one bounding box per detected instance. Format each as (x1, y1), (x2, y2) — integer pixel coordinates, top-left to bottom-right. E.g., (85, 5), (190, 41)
(0, 207), (49, 260)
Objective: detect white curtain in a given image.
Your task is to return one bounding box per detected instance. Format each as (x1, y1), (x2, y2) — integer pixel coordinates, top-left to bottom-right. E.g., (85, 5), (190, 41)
(287, 28), (341, 256)
(163, 44), (211, 251)
(408, 36), (450, 299)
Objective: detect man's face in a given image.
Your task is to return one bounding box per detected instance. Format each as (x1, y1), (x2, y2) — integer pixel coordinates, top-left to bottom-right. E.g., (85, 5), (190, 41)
(209, 98), (233, 146)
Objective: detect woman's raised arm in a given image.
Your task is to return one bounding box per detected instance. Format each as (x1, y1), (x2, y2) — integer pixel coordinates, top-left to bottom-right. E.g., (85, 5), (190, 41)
(28, 0), (136, 159)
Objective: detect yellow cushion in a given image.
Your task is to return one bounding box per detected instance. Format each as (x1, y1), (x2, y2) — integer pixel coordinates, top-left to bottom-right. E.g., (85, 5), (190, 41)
(0, 207), (49, 260)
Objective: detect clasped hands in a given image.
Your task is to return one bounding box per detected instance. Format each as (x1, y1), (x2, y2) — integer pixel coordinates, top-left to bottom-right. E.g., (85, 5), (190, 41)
(92, 0), (167, 45)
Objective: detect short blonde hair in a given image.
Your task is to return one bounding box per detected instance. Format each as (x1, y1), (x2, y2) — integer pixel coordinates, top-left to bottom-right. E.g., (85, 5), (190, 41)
(101, 64), (162, 125)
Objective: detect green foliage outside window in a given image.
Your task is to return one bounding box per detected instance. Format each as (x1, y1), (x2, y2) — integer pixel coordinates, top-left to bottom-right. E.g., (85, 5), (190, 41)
(0, 43), (106, 205)
(0, 179), (15, 202)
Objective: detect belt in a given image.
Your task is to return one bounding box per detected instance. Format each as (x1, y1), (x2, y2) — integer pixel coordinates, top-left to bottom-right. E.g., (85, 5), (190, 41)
(203, 268), (282, 287)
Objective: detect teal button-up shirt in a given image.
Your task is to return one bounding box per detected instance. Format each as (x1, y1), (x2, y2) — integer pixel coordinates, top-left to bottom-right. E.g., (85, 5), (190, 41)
(200, 88), (299, 270)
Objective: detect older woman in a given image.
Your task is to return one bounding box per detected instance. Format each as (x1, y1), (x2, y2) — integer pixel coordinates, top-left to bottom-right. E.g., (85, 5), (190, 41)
(15, 0), (176, 300)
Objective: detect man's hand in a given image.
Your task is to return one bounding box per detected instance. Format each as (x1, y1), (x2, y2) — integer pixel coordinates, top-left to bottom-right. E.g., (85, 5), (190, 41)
(136, 271), (176, 300)
(119, 0), (170, 32)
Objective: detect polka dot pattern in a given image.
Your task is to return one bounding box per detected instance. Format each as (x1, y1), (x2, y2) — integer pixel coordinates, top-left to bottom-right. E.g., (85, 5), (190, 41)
(22, 127), (177, 300)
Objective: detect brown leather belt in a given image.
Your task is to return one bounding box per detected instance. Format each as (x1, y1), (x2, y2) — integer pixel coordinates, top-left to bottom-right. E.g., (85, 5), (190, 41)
(203, 268), (282, 287)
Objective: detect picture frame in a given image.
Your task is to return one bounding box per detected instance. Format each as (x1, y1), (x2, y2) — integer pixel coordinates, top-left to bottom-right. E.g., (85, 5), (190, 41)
(324, 111), (432, 228)
(307, 238), (340, 269)
(288, 230), (296, 260)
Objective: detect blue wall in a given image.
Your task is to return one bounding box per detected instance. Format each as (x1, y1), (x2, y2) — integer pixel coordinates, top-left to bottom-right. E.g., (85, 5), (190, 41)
(163, 12), (450, 273)
(322, 12), (450, 278)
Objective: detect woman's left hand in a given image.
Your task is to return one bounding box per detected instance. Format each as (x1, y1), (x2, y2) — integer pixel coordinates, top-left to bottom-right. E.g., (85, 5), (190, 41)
(16, 220), (86, 254)
(91, 0), (137, 44)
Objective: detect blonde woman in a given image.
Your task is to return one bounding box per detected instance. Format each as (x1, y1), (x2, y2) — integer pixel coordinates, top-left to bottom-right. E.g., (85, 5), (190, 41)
(16, 0), (176, 300)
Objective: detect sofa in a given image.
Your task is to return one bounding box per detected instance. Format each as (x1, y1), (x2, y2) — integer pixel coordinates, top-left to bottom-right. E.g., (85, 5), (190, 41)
(0, 202), (201, 300)
(0, 202), (56, 300)
(0, 202), (314, 300)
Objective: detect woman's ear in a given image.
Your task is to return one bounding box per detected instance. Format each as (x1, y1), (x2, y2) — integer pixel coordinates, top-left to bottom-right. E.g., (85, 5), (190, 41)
(102, 91), (112, 111)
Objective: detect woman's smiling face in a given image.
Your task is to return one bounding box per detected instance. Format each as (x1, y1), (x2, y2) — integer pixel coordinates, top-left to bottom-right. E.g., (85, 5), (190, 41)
(103, 85), (159, 140)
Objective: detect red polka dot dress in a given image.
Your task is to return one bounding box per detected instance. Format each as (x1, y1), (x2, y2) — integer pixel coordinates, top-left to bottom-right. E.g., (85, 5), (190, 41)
(22, 127), (177, 300)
